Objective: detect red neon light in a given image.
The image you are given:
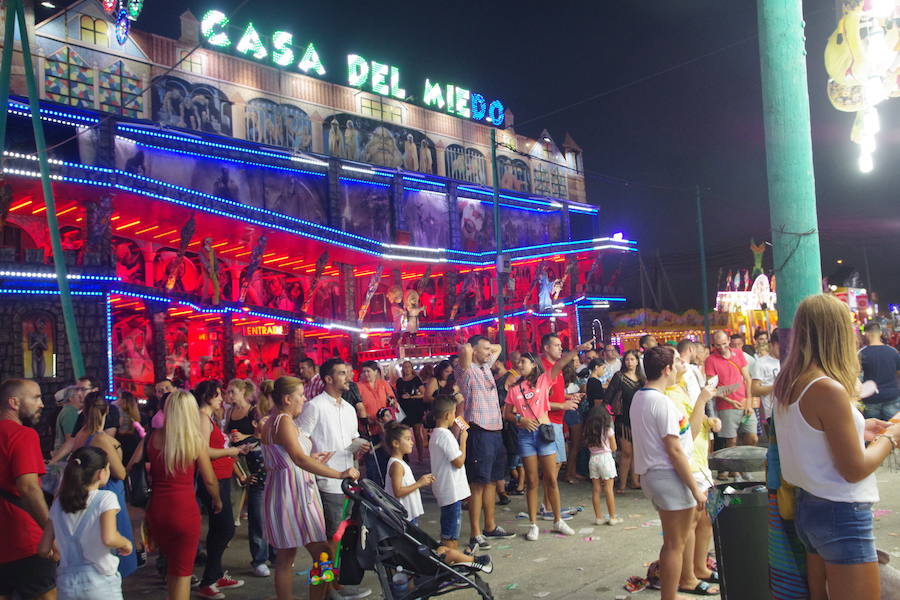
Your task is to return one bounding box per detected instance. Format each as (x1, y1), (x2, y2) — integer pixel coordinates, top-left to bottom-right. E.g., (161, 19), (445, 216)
(135, 225), (160, 235)
(56, 206), (77, 217)
(110, 215), (121, 221)
(10, 200), (32, 211)
(211, 241), (228, 248)
(32, 206), (47, 214)
(154, 229), (178, 239)
(115, 219), (141, 230)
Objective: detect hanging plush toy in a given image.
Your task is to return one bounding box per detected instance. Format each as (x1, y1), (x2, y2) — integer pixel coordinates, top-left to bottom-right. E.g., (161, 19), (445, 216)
(401, 288), (425, 345)
(750, 239), (767, 278)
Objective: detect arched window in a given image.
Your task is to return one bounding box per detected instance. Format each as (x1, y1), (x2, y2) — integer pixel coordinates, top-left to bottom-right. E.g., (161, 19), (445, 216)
(44, 47), (94, 108)
(497, 156), (531, 193)
(100, 61), (143, 118)
(80, 15), (109, 47)
(445, 145), (487, 185)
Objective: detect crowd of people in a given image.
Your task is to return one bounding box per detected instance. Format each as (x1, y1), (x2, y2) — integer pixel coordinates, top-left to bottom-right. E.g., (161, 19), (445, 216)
(0, 293), (898, 599)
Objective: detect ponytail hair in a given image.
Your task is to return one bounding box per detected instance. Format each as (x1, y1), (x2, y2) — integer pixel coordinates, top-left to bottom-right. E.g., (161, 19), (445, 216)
(384, 421), (411, 449)
(83, 391), (109, 434)
(58, 446), (108, 513)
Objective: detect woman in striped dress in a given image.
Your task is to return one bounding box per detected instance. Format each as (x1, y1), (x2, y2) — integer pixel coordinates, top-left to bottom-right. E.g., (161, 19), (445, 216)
(261, 377), (360, 600)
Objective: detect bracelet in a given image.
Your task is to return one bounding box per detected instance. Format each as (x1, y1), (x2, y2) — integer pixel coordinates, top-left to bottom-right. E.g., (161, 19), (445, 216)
(875, 434), (897, 451)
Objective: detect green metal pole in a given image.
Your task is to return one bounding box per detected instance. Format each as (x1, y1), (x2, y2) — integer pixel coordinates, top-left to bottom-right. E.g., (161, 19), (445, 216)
(757, 0), (822, 330)
(0, 0), (17, 153)
(490, 128), (507, 358)
(12, 0), (85, 378)
(695, 185), (711, 344)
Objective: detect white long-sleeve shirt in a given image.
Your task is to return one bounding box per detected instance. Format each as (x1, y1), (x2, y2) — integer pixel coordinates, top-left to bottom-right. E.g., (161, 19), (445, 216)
(297, 391), (361, 494)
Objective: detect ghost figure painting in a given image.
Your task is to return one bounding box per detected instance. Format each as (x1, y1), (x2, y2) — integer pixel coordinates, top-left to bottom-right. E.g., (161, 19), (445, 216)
(402, 190), (449, 248)
(403, 133), (419, 171)
(343, 120), (360, 160)
(459, 198), (493, 252)
(364, 126), (403, 167)
(323, 114), (436, 173)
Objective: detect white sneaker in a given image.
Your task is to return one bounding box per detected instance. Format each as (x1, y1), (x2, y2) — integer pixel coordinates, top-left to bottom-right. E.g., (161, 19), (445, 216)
(525, 523), (540, 541)
(607, 517), (623, 526)
(252, 563), (270, 577)
(553, 519), (575, 536)
(594, 518), (606, 526)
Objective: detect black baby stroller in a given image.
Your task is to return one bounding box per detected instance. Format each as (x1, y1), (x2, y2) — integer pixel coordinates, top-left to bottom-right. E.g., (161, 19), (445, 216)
(336, 478), (493, 599)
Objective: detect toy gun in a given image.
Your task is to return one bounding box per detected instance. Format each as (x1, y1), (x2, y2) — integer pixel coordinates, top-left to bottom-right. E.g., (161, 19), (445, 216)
(308, 552), (337, 585)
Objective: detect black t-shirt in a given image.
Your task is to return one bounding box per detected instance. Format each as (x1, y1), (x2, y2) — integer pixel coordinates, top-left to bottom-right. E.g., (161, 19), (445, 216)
(860, 344), (900, 403)
(586, 377), (605, 408)
(74, 403), (120, 434)
(396, 376), (425, 422)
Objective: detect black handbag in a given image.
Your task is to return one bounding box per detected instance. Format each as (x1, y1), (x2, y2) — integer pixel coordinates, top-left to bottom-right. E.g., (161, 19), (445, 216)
(538, 423), (556, 444)
(125, 437), (151, 508)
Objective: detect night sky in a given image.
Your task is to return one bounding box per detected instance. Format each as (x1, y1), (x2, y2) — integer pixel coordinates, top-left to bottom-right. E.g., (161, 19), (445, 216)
(122, 0), (900, 309)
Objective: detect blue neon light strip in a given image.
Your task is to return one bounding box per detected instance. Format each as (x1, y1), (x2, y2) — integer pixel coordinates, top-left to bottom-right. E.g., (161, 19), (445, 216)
(8, 100), (100, 125)
(117, 125), (326, 166)
(5, 162), (635, 266)
(339, 176), (392, 188)
(457, 185), (563, 210)
(457, 195), (553, 214)
(402, 176), (446, 188)
(0, 288), (104, 295)
(118, 137), (326, 177)
(105, 292), (114, 393)
(117, 170), (381, 247)
(114, 184), (385, 257)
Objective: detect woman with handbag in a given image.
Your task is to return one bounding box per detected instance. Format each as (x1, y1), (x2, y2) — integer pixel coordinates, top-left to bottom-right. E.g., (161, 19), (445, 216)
(775, 295), (900, 600)
(607, 350), (645, 492)
(503, 341), (594, 542)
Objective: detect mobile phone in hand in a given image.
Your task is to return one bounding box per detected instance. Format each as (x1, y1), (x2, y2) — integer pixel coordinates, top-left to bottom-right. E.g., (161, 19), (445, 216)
(454, 417), (469, 431)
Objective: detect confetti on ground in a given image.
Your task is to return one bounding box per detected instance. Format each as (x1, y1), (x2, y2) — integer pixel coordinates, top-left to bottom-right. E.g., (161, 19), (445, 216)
(623, 526), (639, 530)
(554, 534), (568, 538)
(428, 520), (437, 524)
(578, 527), (595, 535)
(583, 536), (598, 542)
(533, 557), (548, 563)
(628, 513), (643, 518)
(497, 544), (513, 550)
(534, 593), (550, 598)
(874, 509), (894, 518)
(890, 533), (899, 537)
(504, 554), (513, 558)
(505, 583), (520, 590)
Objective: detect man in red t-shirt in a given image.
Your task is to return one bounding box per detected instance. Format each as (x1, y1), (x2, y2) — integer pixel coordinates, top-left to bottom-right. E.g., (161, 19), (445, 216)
(705, 331), (757, 479)
(540, 333), (579, 516)
(0, 378), (56, 599)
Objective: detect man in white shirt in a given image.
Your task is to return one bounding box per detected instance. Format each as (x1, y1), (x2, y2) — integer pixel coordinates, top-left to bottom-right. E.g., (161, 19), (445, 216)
(600, 345), (622, 386)
(751, 329), (781, 429)
(630, 346), (709, 600)
(297, 358), (371, 600)
(676, 339), (703, 404)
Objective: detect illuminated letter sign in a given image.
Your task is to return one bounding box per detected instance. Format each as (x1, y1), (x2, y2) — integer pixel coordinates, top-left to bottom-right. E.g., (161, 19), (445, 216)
(236, 22), (267, 60)
(272, 31), (294, 67)
(201, 10), (230, 47)
(199, 13), (508, 126)
(347, 54), (369, 87)
(298, 43), (326, 76)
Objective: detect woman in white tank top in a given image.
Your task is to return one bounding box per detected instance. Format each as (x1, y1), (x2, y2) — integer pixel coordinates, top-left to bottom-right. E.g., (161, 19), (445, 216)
(774, 295), (900, 600)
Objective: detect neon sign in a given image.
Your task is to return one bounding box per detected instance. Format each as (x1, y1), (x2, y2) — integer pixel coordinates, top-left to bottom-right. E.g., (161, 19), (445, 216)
(200, 10), (504, 126)
(246, 325), (285, 336)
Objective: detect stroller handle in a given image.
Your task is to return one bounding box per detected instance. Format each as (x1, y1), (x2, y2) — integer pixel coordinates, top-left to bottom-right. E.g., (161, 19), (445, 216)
(341, 477), (364, 501)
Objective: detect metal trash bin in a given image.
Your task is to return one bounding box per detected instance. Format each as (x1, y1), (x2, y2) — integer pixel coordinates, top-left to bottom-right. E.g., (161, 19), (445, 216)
(708, 447), (771, 600)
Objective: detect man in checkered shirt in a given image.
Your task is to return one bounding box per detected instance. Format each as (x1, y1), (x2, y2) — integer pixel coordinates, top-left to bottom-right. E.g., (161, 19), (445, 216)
(454, 335), (516, 552)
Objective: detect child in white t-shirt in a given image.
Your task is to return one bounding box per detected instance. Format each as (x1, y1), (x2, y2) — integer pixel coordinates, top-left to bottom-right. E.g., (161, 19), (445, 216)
(385, 419), (491, 572)
(428, 395), (471, 550)
(583, 405), (621, 525)
(39, 446), (133, 600)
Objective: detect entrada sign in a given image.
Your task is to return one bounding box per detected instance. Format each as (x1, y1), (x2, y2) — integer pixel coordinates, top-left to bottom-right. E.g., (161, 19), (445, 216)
(200, 10), (505, 126)
(245, 325), (285, 336)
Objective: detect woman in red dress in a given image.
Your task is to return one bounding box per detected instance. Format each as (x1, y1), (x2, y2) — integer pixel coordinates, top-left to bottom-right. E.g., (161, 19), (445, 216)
(146, 390), (221, 600)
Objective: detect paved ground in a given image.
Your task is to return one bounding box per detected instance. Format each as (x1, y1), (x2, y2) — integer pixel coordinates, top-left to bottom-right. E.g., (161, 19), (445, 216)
(123, 462), (900, 599)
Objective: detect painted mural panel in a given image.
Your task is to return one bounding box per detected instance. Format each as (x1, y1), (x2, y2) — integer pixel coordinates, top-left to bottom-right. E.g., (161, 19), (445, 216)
(458, 197), (494, 252)
(44, 47), (94, 109)
(399, 190), (450, 249)
(323, 113), (436, 173)
(497, 156), (531, 193)
(22, 312), (55, 379)
(115, 138), (328, 224)
(245, 98), (312, 152)
(338, 180), (392, 242)
(151, 75), (233, 136)
(498, 206), (562, 249)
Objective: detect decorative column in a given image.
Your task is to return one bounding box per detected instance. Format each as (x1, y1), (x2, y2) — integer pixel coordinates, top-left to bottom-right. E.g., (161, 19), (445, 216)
(326, 157), (342, 230)
(149, 306), (167, 383)
(222, 312), (235, 383)
(435, 141), (447, 177)
(447, 181), (461, 251)
(310, 111), (325, 155)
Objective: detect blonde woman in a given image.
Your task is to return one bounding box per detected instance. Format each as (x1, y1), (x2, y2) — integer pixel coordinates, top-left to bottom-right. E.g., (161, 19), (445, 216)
(146, 390), (222, 600)
(260, 376), (359, 600)
(775, 294), (900, 600)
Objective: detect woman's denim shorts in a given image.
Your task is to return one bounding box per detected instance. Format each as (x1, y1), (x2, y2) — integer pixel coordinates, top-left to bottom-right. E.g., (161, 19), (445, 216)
(795, 488), (877, 565)
(517, 427), (557, 458)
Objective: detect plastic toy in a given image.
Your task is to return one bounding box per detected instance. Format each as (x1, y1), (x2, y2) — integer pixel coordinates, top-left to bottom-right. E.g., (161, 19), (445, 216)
(308, 552), (337, 585)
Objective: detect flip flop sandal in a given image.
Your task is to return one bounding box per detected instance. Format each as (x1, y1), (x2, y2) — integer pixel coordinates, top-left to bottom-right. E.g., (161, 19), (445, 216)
(679, 581), (719, 596)
(701, 570), (720, 583)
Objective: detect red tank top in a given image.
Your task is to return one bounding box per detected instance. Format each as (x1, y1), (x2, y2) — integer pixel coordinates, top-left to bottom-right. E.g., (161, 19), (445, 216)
(209, 419), (235, 480)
